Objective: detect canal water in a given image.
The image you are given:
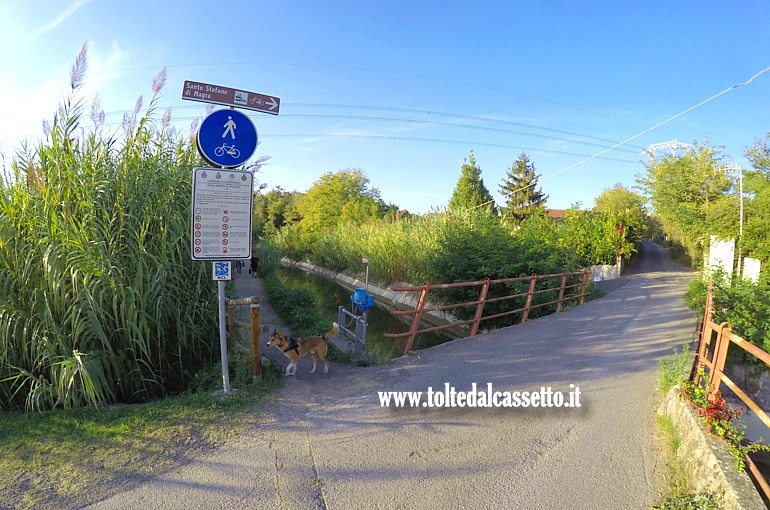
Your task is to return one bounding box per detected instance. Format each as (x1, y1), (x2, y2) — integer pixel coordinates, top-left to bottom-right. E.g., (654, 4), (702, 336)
(276, 266), (450, 362)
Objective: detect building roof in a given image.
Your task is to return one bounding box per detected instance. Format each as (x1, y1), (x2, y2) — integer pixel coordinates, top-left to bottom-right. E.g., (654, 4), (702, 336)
(546, 209), (568, 219)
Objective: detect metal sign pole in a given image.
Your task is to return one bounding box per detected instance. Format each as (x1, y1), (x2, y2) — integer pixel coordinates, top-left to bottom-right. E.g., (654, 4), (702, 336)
(218, 278), (232, 393)
(185, 79), (277, 396)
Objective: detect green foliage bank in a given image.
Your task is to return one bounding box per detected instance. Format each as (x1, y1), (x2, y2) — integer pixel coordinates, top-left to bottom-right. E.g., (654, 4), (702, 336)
(273, 205), (630, 285)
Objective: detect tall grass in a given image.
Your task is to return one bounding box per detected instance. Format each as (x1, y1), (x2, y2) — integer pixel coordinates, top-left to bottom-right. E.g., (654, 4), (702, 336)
(0, 45), (217, 411)
(272, 208), (583, 285)
(273, 208), (509, 283)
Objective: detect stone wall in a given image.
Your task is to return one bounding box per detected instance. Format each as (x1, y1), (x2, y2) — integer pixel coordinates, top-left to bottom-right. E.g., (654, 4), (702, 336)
(591, 259), (622, 281)
(657, 387), (765, 509)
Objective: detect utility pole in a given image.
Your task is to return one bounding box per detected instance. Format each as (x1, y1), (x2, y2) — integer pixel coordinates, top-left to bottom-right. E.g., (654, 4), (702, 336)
(720, 164), (744, 278)
(737, 164), (744, 277)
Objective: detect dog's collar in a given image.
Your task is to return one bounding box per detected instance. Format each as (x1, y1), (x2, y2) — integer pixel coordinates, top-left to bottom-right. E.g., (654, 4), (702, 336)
(282, 337), (300, 356)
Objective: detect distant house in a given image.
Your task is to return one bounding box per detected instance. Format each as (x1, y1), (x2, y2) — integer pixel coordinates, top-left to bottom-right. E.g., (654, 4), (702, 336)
(546, 208), (595, 220)
(546, 209), (568, 220)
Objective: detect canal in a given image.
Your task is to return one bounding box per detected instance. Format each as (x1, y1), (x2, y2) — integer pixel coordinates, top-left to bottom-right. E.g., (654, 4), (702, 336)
(276, 266), (451, 362)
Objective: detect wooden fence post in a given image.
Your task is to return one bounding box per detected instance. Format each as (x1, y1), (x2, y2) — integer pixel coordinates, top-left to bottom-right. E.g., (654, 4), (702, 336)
(521, 275), (537, 323)
(250, 303), (261, 380)
(578, 270), (590, 305)
(709, 323), (732, 400)
(556, 273), (568, 313)
(470, 279), (490, 336)
(403, 284), (429, 355)
(694, 281), (715, 385)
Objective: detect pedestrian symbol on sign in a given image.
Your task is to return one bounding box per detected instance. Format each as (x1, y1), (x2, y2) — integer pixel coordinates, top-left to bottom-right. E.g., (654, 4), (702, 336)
(222, 116), (236, 139)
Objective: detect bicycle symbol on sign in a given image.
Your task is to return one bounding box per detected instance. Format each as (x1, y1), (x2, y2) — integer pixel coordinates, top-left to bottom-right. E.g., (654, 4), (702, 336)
(214, 143), (241, 158)
(214, 262), (230, 278)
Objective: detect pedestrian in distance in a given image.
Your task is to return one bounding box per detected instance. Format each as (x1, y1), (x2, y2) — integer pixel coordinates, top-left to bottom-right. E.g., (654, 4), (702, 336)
(235, 260), (243, 275)
(250, 256), (259, 278)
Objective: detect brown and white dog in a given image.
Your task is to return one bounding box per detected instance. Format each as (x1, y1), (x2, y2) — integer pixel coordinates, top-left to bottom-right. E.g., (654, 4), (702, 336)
(267, 322), (339, 376)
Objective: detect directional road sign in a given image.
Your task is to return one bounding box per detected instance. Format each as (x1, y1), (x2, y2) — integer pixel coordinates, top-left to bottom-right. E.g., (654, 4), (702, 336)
(182, 80), (280, 115)
(191, 167), (253, 260)
(197, 109), (257, 168)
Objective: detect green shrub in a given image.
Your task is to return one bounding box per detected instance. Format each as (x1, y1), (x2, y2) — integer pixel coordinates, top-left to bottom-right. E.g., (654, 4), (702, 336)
(688, 271), (770, 353)
(261, 273), (327, 337)
(651, 492), (722, 510)
(684, 279), (709, 316)
(659, 344), (693, 394)
(558, 209), (633, 266)
(255, 240), (282, 276)
(427, 210), (586, 327)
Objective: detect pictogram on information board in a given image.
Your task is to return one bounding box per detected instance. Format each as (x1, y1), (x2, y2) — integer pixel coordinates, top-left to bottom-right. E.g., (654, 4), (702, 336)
(191, 167), (253, 260)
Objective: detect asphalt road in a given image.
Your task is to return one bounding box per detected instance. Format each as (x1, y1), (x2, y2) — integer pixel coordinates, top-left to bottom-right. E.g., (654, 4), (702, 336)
(86, 242), (697, 510)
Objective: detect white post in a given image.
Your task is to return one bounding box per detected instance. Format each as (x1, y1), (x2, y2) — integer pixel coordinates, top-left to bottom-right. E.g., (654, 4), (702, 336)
(218, 278), (232, 394)
(737, 164), (744, 277)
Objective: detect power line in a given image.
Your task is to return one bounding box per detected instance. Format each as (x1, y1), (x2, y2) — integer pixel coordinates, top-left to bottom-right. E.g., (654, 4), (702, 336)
(61, 60), (648, 129)
(510, 64), (770, 194)
(285, 103), (648, 151)
(262, 133), (637, 163)
(272, 113), (641, 154)
(99, 101), (647, 151)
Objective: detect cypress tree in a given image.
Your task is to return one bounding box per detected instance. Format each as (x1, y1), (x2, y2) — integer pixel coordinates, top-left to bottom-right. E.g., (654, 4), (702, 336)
(448, 151), (497, 213)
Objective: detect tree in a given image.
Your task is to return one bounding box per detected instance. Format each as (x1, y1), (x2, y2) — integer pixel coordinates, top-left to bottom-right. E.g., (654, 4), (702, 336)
(293, 168), (382, 233)
(253, 186), (299, 237)
(592, 183), (648, 244)
(743, 133), (770, 271)
(637, 142), (737, 265)
(448, 151), (497, 213)
(558, 209), (635, 266)
(499, 152), (547, 227)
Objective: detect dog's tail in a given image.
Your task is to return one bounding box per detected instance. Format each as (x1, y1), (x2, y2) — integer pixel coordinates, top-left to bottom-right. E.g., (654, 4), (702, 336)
(323, 322), (340, 341)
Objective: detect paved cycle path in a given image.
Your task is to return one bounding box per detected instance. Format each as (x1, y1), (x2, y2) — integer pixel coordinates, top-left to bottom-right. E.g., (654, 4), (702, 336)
(87, 242), (697, 510)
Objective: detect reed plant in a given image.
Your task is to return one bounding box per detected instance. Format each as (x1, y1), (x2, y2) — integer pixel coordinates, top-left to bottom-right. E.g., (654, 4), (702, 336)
(0, 44), (218, 411)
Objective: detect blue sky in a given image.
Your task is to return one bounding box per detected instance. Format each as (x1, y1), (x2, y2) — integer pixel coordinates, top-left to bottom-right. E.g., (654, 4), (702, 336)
(1, 1), (769, 213)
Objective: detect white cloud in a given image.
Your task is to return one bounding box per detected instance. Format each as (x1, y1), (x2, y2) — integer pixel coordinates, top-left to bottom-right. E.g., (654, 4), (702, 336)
(30, 0), (93, 39)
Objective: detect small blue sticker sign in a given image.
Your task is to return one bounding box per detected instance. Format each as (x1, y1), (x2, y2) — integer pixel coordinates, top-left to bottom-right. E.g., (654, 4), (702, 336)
(212, 261), (232, 281)
(197, 109), (257, 168)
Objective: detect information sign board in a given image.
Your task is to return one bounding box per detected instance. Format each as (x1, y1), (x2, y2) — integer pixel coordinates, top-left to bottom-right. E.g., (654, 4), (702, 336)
(191, 167), (253, 260)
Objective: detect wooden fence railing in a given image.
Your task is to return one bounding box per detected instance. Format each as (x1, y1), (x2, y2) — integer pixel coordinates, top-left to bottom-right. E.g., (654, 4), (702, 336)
(384, 270), (591, 355)
(225, 296), (270, 380)
(693, 281), (770, 499)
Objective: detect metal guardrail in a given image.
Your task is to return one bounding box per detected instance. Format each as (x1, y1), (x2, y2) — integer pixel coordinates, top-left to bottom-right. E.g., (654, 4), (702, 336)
(384, 270), (591, 355)
(337, 305), (367, 357)
(693, 281), (770, 499)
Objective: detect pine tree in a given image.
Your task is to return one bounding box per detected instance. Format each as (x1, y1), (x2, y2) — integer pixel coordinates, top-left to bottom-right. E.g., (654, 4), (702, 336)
(499, 152), (547, 227)
(448, 151), (497, 213)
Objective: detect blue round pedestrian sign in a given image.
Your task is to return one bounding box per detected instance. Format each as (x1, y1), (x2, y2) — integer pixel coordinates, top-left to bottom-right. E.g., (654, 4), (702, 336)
(197, 109), (257, 168)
